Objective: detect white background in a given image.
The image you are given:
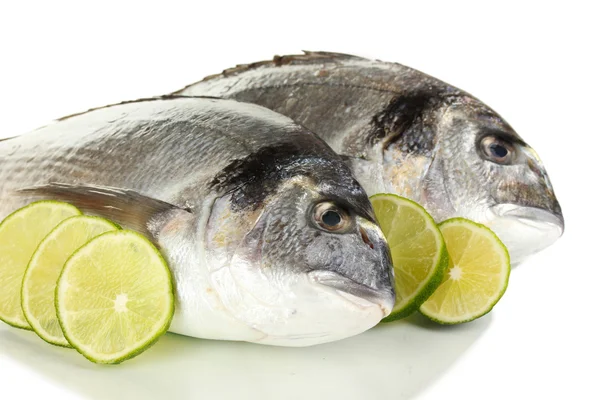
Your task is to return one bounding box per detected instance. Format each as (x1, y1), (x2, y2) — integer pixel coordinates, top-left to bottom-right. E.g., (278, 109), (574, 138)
(0, 1), (598, 399)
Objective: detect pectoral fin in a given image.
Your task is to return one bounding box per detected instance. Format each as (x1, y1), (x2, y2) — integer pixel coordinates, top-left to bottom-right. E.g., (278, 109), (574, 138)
(18, 183), (192, 244)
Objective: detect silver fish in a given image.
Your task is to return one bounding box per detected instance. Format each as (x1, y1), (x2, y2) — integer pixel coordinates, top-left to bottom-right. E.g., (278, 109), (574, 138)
(175, 52), (564, 263)
(0, 97), (395, 346)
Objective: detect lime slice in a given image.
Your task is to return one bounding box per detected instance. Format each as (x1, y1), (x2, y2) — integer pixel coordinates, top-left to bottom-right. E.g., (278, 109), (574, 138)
(56, 230), (174, 364)
(419, 218), (511, 324)
(370, 194), (449, 321)
(0, 201), (81, 329)
(22, 216), (119, 347)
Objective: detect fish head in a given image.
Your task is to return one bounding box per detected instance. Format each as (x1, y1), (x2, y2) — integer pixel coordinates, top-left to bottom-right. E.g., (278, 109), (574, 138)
(206, 155), (395, 346)
(425, 96), (564, 263)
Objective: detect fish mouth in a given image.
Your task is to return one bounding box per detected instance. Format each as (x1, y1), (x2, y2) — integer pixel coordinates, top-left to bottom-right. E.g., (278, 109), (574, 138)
(492, 204), (564, 235)
(488, 204), (564, 264)
(308, 270), (395, 316)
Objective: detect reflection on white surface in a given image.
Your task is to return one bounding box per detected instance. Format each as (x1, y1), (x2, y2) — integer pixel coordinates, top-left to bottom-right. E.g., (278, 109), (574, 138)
(0, 314), (491, 400)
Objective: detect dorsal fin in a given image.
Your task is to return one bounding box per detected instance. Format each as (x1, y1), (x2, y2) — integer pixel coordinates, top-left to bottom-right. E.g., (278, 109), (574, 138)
(172, 51), (367, 95)
(2, 96), (225, 140)
(55, 95), (223, 122)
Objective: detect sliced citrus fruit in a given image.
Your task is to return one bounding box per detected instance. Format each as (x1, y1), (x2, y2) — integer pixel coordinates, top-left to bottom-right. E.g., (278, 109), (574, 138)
(56, 230), (174, 364)
(0, 201), (81, 329)
(370, 194), (449, 321)
(419, 218), (510, 324)
(22, 215), (119, 347)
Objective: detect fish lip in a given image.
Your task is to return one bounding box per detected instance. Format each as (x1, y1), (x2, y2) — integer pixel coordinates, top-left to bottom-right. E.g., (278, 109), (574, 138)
(491, 204), (565, 236)
(308, 270), (394, 316)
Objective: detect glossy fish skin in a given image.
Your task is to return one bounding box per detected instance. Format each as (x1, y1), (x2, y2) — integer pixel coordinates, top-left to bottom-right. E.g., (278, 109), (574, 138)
(175, 52), (564, 263)
(0, 97), (395, 346)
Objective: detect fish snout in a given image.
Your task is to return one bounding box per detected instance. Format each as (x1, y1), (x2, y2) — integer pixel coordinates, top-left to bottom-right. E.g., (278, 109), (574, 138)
(522, 146), (564, 220)
(489, 145), (564, 262)
(328, 216), (395, 315)
(357, 217), (395, 314)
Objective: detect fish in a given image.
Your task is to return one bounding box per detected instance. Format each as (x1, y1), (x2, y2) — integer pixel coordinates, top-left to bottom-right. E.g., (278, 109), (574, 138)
(174, 51), (564, 264)
(0, 96), (395, 346)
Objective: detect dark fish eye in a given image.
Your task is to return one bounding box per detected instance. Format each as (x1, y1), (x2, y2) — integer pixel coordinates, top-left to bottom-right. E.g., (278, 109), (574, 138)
(312, 202), (351, 232)
(322, 210), (342, 227)
(480, 135), (515, 165)
(490, 143), (508, 158)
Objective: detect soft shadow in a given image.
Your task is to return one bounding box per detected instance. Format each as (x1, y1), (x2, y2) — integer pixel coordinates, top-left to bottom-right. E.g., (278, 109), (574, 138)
(0, 315), (491, 400)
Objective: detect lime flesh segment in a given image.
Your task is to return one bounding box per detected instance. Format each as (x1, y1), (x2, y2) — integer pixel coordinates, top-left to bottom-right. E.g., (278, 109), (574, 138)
(370, 194), (449, 321)
(419, 218), (511, 324)
(56, 230), (174, 364)
(0, 201), (81, 329)
(22, 216), (119, 347)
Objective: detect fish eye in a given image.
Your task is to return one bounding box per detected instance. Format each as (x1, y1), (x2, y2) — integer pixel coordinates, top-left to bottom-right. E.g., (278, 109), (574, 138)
(312, 202), (352, 233)
(480, 135), (515, 165)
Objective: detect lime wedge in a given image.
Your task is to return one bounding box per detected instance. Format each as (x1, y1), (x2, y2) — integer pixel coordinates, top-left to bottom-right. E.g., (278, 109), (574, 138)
(56, 230), (174, 364)
(420, 218), (511, 324)
(0, 201), (81, 329)
(370, 194), (449, 321)
(22, 216), (119, 347)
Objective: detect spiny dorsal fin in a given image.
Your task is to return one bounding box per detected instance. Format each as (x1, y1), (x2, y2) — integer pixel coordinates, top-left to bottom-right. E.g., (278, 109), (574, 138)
(172, 51), (367, 95)
(55, 95), (223, 122)
(4, 95), (223, 139)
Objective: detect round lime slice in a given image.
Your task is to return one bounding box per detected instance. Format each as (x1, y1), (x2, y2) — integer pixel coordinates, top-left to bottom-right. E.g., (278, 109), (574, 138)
(370, 194), (449, 321)
(22, 215), (119, 347)
(0, 201), (81, 329)
(56, 230), (174, 364)
(420, 218), (511, 324)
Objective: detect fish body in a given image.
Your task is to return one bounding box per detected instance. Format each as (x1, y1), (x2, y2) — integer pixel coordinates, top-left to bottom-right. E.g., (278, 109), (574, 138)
(175, 52), (564, 263)
(0, 97), (395, 346)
